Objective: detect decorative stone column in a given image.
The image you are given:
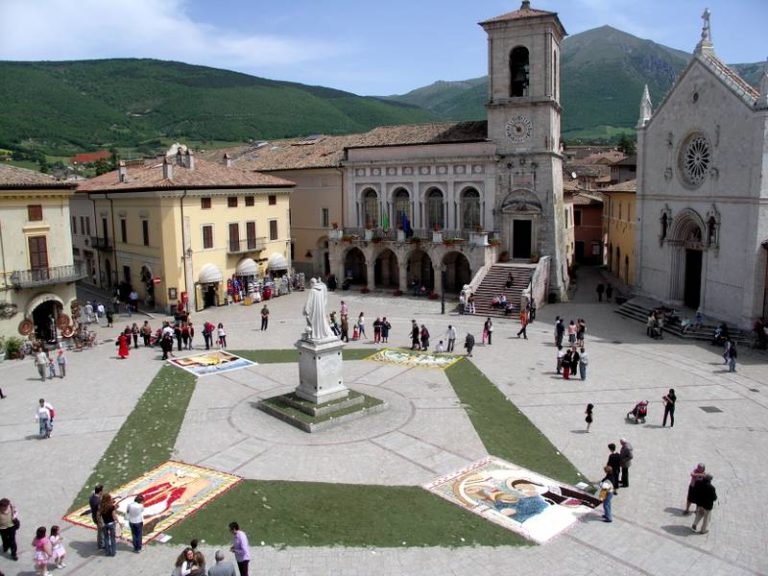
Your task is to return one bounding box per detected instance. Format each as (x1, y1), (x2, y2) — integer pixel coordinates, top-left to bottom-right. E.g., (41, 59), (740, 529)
(366, 260), (375, 291)
(295, 336), (348, 404)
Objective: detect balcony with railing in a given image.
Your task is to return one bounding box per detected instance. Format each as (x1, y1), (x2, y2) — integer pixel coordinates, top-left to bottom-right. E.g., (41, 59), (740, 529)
(227, 237), (267, 254)
(8, 262), (88, 289)
(335, 227), (495, 245)
(89, 236), (113, 251)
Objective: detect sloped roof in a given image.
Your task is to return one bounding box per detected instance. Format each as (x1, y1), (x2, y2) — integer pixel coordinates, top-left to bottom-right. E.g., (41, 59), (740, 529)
(78, 158), (294, 192)
(0, 163), (75, 189)
(349, 121), (488, 148)
(699, 53), (760, 103)
(71, 150), (112, 164)
(602, 179), (637, 193)
(229, 134), (361, 171)
(480, 1), (557, 25)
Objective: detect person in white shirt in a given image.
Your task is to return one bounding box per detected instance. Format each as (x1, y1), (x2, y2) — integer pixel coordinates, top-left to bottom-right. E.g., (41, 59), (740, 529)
(35, 398), (53, 438)
(126, 495), (145, 553)
(445, 325), (457, 352)
(435, 340), (445, 353)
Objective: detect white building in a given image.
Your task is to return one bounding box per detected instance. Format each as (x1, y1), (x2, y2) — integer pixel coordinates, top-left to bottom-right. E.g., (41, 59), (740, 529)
(635, 10), (768, 327)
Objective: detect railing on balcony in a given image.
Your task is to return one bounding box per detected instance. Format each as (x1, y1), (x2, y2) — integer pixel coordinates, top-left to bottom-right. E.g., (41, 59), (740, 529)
(340, 227), (474, 242)
(227, 237), (267, 254)
(89, 236), (113, 251)
(8, 262), (88, 289)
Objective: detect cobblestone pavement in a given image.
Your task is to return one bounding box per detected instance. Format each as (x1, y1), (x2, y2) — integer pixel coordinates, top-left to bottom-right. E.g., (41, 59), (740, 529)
(0, 267), (766, 576)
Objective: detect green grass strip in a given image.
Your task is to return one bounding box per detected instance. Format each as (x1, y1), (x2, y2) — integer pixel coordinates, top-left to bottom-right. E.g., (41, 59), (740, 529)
(70, 365), (197, 511)
(167, 480), (525, 548)
(446, 359), (582, 485)
(232, 348), (373, 363)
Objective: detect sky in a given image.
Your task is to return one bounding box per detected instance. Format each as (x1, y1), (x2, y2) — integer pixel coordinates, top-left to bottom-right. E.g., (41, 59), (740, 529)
(0, 0), (765, 96)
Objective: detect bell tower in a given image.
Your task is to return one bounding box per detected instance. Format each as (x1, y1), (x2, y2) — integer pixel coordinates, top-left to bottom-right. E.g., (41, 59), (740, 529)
(480, 1), (569, 298)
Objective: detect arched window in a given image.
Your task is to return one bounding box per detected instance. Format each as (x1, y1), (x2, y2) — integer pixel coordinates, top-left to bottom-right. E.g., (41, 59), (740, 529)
(362, 188), (378, 228)
(461, 188), (481, 231)
(509, 46), (530, 97)
(393, 188), (411, 230)
(426, 188), (444, 230)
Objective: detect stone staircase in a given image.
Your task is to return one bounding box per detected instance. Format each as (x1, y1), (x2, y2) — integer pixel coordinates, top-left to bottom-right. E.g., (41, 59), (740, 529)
(470, 263), (534, 319)
(615, 297), (752, 344)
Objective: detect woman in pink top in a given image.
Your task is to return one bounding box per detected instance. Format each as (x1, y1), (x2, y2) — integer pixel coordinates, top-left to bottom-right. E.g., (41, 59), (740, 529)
(31, 526), (51, 576)
(229, 521), (250, 576)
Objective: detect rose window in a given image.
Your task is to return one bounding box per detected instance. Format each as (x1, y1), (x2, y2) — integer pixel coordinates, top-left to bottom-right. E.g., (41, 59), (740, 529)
(680, 134), (711, 186)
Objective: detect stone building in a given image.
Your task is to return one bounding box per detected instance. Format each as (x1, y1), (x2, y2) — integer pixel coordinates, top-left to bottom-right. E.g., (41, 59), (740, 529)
(635, 10), (768, 326)
(76, 148), (294, 313)
(0, 164), (85, 341)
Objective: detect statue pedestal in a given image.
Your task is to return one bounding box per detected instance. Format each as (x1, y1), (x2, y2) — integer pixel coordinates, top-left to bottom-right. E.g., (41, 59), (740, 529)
(294, 337), (349, 404)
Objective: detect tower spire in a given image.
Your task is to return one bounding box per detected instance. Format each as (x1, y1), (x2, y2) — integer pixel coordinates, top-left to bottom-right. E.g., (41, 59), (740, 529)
(637, 85), (652, 128)
(694, 8), (714, 56)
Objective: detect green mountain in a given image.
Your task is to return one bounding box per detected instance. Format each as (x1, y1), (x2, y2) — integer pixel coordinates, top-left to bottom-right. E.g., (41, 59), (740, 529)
(386, 26), (765, 141)
(0, 59), (434, 156)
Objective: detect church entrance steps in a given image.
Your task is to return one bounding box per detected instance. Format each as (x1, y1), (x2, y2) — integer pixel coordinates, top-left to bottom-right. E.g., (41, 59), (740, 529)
(468, 264), (534, 319)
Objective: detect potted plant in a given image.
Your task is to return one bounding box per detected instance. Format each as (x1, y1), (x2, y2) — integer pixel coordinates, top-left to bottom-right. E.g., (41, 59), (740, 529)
(530, 253), (540, 263)
(4, 336), (23, 360)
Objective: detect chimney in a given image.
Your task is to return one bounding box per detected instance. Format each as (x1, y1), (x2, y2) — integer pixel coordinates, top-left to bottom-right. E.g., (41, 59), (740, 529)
(223, 153), (233, 168)
(117, 161), (127, 183)
(163, 157), (173, 180)
(176, 148), (184, 167)
(187, 150), (195, 170)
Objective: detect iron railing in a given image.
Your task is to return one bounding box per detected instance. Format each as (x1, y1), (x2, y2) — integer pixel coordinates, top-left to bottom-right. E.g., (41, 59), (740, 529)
(89, 236), (113, 251)
(8, 262), (88, 289)
(227, 237), (267, 254)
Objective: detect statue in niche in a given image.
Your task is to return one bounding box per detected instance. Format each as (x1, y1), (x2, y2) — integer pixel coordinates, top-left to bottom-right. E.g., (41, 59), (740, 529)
(303, 277), (333, 341)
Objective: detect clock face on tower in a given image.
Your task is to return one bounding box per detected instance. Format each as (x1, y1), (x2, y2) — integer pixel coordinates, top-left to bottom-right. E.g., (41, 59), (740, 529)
(505, 115), (533, 143)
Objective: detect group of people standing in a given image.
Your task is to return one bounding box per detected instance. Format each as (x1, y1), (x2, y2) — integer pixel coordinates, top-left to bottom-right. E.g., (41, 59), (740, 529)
(554, 316), (589, 380)
(33, 346), (67, 381)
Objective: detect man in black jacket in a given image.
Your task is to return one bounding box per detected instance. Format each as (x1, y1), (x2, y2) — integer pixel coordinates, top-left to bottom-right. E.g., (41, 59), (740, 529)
(691, 474), (717, 534)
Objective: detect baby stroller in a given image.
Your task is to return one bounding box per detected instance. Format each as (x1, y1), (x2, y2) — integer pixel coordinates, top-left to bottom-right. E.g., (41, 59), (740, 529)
(627, 400), (648, 423)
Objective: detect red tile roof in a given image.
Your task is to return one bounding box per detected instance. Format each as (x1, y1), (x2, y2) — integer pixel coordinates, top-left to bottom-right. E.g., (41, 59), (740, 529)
(479, 2), (557, 25)
(77, 157), (294, 192)
(602, 179), (637, 193)
(0, 163), (75, 189)
(71, 150), (112, 164)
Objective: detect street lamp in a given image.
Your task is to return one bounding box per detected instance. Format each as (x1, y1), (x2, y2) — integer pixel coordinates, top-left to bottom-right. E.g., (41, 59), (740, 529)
(441, 264), (447, 315)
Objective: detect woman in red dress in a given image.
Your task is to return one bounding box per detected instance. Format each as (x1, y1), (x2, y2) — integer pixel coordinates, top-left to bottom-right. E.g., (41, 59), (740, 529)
(116, 331), (130, 359)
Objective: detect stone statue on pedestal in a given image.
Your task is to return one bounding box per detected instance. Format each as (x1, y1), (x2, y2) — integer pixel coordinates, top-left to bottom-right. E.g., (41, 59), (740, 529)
(303, 277), (333, 341)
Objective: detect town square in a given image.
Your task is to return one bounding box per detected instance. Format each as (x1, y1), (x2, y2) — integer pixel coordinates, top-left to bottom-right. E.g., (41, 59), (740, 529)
(0, 0), (767, 575)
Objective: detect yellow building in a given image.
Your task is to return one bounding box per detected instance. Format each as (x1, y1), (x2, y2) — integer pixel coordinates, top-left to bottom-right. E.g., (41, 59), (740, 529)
(0, 164), (84, 341)
(602, 179), (637, 286)
(76, 149), (293, 313)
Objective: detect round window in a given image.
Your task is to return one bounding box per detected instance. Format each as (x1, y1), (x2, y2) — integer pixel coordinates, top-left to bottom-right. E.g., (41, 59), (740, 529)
(679, 133), (711, 187)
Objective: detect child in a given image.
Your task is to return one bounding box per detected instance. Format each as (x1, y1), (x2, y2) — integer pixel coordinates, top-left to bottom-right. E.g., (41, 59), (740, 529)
(47, 355), (57, 379)
(49, 525), (66, 568)
(435, 340), (445, 353)
(585, 403), (594, 432)
(32, 526), (52, 576)
(56, 349), (67, 378)
(217, 323), (227, 348)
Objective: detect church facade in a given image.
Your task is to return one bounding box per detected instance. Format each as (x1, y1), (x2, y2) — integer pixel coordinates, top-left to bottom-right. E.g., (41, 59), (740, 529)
(635, 11), (768, 327)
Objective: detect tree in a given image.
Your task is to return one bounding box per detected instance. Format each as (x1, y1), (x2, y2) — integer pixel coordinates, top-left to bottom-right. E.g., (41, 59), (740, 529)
(617, 133), (636, 156)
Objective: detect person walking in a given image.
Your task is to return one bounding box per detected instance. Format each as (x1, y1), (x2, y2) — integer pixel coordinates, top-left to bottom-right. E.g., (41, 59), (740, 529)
(464, 332), (475, 357)
(181, 323), (191, 351)
(48, 525), (66, 569)
(484, 318), (493, 345)
(208, 550), (237, 576)
(99, 493), (120, 557)
(35, 399), (53, 439)
(606, 443), (621, 492)
(373, 318), (382, 344)
(599, 467), (615, 522)
(126, 494), (145, 553)
(578, 347), (588, 380)
(585, 403), (594, 432)
(567, 320), (577, 345)
(340, 315), (349, 342)
(517, 309), (528, 339)
(596, 283), (605, 302)
(691, 474), (717, 534)
(260, 305), (269, 331)
(684, 463), (707, 515)
(446, 325), (457, 352)
(217, 323), (227, 349)
(228, 522), (250, 576)
(410, 320), (420, 351)
(116, 331), (130, 359)
(89, 485), (105, 550)
(47, 354), (57, 380)
(569, 346), (580, 378)
(727, 342), (738, 372)
(34, 348), (48, 381)
(31, 526), (52, 576)
(556, 345), (565, 374)
(555, 317), (565, 348)
(619, 438), (634, 487)
(606, 283), (614, 302)
(420, 324), (430, 351)
(0, 498), (19, 561)
(562, 348), (572, 379)
(203, 322), (214, 350)
(662, 388), (677, 427)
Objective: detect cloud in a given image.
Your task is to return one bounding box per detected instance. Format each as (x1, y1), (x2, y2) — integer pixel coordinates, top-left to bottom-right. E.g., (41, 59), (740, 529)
(0, 0), (343, 70)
